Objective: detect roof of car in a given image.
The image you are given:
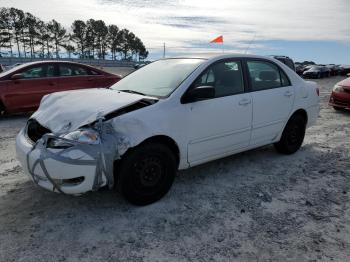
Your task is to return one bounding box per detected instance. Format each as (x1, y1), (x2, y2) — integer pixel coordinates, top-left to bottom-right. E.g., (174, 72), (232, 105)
(0, 60), (112, 78)
(12, 60), (97, 67)
(166, 53), (280, 61)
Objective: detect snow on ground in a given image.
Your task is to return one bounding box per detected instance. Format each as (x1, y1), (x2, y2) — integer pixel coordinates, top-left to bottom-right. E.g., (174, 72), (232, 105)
(0, 76), (349, 261)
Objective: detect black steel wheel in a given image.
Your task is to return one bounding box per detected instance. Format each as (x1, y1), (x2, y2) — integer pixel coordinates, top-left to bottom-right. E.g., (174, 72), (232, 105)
(116, 142), (177, 205)
(274, 114), (306, 155)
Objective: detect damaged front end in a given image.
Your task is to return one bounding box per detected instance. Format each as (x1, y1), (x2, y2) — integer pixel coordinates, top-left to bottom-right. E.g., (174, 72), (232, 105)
(16, 88), (158, 195)
(23, 118), (124, 194)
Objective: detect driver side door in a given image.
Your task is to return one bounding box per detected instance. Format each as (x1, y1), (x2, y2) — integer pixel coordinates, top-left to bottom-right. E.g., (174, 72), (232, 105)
(185, 60), (252, 165)
(4, 64), (59, 113)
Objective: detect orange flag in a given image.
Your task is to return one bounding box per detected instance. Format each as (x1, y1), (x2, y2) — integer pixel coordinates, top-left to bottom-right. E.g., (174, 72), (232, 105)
(210, 35), (223, 43)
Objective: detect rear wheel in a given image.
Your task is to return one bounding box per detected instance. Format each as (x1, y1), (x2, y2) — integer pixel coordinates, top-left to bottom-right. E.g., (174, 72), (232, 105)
(116, 143), (177, 205)
(274, 114), (306, 155)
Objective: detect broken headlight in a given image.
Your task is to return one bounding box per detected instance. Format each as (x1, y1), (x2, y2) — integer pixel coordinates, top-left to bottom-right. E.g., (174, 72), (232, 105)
(47, 129), (100, 149)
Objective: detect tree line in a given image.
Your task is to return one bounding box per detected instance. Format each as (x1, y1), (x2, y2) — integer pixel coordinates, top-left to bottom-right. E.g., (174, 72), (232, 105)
(0, 7), (148, 61)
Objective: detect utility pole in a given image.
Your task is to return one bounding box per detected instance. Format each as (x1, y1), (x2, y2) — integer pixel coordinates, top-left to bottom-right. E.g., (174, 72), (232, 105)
(163, 43), (166, 58)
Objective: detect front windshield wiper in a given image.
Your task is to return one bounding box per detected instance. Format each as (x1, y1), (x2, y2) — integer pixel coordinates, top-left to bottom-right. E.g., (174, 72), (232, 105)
(119, 89), (146, 96)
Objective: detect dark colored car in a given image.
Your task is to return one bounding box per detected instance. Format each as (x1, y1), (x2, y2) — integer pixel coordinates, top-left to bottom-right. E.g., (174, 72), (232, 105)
(0, 61), (121, 114)
(329, 77), (350, 110)
(338, 65), (350, 76)
(303, 66), (330, 79)
(271, 55), (295, 71)
(326, 64), (340, 76)
(295, 65), (304, 75)
(0, 64), (5, 73)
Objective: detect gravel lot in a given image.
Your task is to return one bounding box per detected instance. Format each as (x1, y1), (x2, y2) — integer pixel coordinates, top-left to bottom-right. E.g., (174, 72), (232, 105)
(0, 76), (349, 262)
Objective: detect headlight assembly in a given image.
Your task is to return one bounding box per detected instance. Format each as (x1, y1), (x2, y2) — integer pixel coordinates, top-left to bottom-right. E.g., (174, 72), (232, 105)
(47, 129), (100, 149)
(333, 84), (344, 92)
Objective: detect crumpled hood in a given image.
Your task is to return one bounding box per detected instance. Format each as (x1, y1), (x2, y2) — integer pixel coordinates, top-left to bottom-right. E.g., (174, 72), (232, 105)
(31, 88), (153, 134)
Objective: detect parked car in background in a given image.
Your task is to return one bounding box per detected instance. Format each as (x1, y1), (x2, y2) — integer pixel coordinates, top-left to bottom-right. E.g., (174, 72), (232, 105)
(5, 63), (23, 71)
(303, 66), (330, 79)
(326, 64), (340, 76)
(271, 55), (295, 71)
(339, 65), (350, 76)
(0, 61), (121, 114)
(295, 65), (304, 75)
(329, 76), (350, 110)
(134, 61), (151, 70)
(16, 54), (320, 205)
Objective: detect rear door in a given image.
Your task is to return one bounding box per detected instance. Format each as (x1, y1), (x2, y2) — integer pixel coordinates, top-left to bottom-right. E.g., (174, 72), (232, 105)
(3, 63), (59, 112)
(58, 63), (96, 91)
(246, 59), (295, 146)
(87, 68), (116, 88)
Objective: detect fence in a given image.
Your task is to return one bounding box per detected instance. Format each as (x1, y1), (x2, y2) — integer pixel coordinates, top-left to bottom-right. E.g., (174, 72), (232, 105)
(0, 57), (135, 67)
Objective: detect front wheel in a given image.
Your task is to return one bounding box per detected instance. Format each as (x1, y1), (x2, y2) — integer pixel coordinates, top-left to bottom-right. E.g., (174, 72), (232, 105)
(333, 106), (344, 111)
(274, 114), (306, 155)
(116, 143), (177, 205)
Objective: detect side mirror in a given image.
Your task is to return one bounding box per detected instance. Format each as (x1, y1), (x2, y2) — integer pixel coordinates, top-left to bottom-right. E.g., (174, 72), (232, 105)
(182, 85), (215, 103)
(11, 73), (23, 80)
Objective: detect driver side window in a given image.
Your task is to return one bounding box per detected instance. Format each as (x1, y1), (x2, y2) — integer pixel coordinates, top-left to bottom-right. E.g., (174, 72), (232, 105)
(193, 60), (244, 97)
(21, 66), (46, 79)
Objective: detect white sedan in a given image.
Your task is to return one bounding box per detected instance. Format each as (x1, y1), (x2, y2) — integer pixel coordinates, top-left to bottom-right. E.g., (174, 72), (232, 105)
(16, 54), (320, 205)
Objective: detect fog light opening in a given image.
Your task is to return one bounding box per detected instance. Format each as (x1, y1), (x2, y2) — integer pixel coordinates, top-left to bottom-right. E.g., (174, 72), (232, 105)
(53, 177), (85, 186)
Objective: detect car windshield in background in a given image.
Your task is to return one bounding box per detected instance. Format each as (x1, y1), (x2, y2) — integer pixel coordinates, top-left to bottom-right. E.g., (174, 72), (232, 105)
(111, 58), (204, 97)
(0, 63), (28, 78)
(309, 66), (322, 71)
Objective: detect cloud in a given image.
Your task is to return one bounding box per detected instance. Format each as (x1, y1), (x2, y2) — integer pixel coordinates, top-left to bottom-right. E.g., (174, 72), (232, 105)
(1, 0), (349, 58)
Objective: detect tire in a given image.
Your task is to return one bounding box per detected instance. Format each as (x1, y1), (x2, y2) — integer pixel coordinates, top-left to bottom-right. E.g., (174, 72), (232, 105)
(116, 142), (177, 205)
(333, 106), (344, 111)
(274, 114), (306, 155)
(0, 101), (5, 115)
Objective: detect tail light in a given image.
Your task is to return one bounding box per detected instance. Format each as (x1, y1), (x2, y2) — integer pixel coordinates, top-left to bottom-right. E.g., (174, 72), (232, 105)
(316, 87), (320, 96)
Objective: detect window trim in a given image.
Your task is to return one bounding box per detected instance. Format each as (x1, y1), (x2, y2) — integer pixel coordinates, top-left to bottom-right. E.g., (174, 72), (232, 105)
(181, 58), (248, 104)
(244, 58), (292, 93)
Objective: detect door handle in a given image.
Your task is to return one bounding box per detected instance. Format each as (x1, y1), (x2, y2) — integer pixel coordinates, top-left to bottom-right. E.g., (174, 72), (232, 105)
(48, 82), (55, 86)
(238, 98), (251, 106)
(284, 91), (293, 97)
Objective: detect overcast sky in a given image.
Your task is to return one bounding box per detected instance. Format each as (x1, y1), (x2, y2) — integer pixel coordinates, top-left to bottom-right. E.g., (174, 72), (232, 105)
(1, 0), (349, 63)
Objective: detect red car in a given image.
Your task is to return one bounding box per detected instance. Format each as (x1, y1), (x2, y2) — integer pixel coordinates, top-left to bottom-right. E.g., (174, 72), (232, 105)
(0, 61), (121, 114)
(329, 76), (350, 110)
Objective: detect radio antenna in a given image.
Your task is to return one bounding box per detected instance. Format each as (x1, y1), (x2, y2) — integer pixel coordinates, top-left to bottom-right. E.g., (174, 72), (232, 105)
(245, 32), (257, 54)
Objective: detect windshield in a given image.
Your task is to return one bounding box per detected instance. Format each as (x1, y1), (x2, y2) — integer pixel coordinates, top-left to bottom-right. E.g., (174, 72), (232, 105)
(0, 63), (28, 78)
(111, 58), (204, 97)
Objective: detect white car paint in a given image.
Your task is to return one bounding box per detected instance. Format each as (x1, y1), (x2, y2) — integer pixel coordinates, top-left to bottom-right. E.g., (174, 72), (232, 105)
(16, 54), (320, 195)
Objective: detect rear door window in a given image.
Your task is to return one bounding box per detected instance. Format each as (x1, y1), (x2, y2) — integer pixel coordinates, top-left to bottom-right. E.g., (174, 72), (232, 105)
(247, 60), (290, 91)
(59, 64), (89, 76)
